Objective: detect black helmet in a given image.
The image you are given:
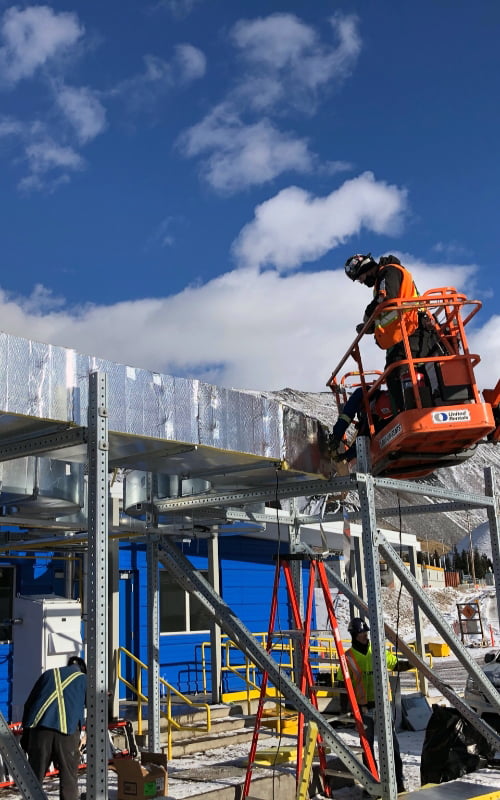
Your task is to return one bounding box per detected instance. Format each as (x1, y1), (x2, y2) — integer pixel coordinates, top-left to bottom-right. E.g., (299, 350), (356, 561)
(348, 617), (370, 635)
(344, 253), (377, 281)
(67, 655), (87, 674)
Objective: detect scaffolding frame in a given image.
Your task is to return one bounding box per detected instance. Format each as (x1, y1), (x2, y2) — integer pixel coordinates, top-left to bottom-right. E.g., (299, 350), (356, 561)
(0, 374), (497, 799)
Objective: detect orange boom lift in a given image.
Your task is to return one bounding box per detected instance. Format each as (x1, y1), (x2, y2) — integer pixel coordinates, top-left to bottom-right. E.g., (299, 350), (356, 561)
(327, 287), (500, 479)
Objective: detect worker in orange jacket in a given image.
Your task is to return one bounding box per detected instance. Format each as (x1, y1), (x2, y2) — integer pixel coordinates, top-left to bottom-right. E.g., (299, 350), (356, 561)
(344, 254), (441, 412)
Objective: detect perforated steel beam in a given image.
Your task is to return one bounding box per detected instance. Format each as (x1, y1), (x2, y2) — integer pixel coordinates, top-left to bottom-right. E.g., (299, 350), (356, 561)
(146, 533), (161, 752)
(485, 467), (500, 627)
(373, 475), (496, 507)
(154, 476), (353, 513)
(355, 438), (398, 800)
(86, 372), (109, 800)
(0, 427), (86, 461)
(0, 711), (46, 799)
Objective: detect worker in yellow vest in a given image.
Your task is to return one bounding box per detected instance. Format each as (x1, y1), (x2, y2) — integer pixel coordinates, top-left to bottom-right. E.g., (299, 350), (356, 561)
(342, 617), (411, 793)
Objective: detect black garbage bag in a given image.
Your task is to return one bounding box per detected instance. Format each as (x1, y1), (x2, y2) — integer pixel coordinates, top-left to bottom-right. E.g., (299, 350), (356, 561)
(421, 705), (494, 785)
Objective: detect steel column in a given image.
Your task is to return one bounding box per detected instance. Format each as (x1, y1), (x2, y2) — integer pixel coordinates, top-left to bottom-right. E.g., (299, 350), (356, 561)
(208, 529), (222, 704)
(86, 371), (109, 800)
(485, 467), (500, 626)
(108, 539), (120, 720)
(407, 544), (427, 696)
(355, 437), (397, 800)
(146, 535), (161, 752)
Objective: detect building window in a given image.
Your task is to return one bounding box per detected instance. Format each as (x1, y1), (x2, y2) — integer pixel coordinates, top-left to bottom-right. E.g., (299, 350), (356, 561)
(0, 567), (14, 642)
(160, 569), (212, 633)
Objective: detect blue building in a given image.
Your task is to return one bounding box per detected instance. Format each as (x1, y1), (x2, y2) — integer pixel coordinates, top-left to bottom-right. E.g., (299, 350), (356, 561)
(0, 532), (303, 721)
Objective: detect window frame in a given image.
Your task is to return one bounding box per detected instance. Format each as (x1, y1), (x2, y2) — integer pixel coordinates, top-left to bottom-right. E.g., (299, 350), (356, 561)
(159, 567), (213, 636)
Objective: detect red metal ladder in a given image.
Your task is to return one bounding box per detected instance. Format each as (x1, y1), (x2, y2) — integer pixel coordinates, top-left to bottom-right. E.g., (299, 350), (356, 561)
(242, 553), (378, 799)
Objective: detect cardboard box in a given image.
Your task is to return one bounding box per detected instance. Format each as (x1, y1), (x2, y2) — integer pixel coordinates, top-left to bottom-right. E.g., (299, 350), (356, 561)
(112, 753), (167, 799)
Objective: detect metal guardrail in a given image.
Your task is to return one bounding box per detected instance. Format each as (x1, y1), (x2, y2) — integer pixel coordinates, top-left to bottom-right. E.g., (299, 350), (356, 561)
(117, 646), (211, 759)
(201, 631), (354, 712)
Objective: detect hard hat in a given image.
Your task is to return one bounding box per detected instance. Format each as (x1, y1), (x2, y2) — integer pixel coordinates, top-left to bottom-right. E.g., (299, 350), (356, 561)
(344, 253), (377, 281)
(373, 391), (393, 420)
(348, 617), (370, 635)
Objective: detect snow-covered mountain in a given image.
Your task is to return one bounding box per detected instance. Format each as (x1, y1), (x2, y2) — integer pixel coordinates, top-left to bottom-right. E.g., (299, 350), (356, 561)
(263, 389), (500, 547)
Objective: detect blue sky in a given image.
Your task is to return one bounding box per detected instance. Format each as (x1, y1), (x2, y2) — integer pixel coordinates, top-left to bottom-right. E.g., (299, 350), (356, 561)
(0, 0), (499, 393)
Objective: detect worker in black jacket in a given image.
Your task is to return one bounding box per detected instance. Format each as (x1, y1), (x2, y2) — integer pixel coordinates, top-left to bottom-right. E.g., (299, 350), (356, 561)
(21, 656), (87, 800)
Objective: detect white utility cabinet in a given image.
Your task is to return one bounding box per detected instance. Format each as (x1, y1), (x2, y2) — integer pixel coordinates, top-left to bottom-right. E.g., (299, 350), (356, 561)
(11, 595), (82, 722)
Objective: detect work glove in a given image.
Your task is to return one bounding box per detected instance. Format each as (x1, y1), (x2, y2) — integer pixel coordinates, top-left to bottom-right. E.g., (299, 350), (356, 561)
(328, 434), (347, 462)
(356, 323), (365, 334)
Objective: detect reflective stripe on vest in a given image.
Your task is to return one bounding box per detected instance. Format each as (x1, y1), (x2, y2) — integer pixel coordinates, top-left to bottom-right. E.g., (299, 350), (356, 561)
(32, 669), (82, 733)
(345, 649), (368, 706)
(374, 263), (419, 350)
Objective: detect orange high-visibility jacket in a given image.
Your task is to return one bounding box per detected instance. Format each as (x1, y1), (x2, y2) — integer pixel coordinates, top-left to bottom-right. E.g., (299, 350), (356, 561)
(373, 263), (419, 350)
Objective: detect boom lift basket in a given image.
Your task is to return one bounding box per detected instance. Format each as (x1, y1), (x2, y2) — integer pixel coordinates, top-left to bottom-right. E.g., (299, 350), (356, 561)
(326, 288), (498, 479)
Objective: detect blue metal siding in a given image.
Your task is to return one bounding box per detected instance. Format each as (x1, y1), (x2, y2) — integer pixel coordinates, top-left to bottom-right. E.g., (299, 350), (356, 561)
(0, 538), (309, 710)
(121, 538), (294, 695)
(0, 644), (12, 720)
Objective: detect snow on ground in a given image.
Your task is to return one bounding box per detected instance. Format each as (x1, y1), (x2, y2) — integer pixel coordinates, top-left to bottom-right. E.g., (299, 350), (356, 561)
(13, 730), (500, 800)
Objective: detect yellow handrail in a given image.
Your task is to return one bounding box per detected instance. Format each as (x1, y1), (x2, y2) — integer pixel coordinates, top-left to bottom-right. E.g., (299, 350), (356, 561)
(200, 631), (353, 712)
(117, 646), (211, 760)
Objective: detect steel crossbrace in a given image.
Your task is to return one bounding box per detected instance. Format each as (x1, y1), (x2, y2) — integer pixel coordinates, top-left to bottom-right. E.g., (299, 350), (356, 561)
(0, 713), (46, 799)
(379, 533), (500, 748)
(157, 536), (380, 794)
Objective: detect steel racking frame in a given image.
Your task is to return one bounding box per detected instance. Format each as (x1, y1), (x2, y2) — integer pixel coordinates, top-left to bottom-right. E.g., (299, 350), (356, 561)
(0, 370), (498, 799)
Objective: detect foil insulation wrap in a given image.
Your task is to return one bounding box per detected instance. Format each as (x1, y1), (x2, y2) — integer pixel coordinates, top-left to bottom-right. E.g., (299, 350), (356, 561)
(0, 332), (330, 469)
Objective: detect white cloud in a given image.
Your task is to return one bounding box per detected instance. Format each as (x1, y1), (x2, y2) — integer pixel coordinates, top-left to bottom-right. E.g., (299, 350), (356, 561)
(180, 12), (361, 191)
(230, 11), (361, 112)
(19, 139), (84, 191)
(110, 45), (205, 111)
(231, 13), (315, 69)
(147, 216), (181, 249)
(232, 172), (407, 271)
(54, 84), (107, 143)
(180, 104), (313, 192)
(390, 253), (478, 296)
(174, 43), (206, 82)
(0, 114), (88, 190)
(0, 5), (83, 86)
(432, 240), (471, 258)
(0, 116), (24, 137)
(0, 257), (491, 397)
(25, 139), (84, 170)
(468, 316), (500, 396)
(152, 0), (203, 19)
